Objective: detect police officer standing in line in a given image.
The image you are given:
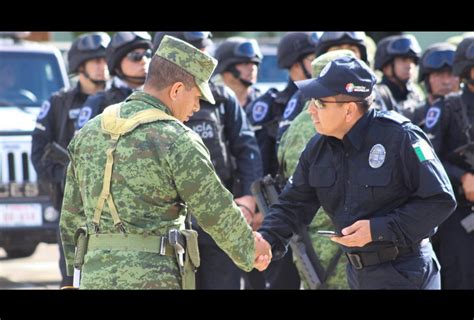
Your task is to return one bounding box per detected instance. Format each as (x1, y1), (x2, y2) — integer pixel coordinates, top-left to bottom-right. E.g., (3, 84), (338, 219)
(374, 34), (425, 119)
(423, 37), (474, 289)
(246, 32), (319, 289)
(152, 32), (263, 289)
(213, 37), (263, 110)
(31, 32), (110, 288)
(76, 32), (152, 129)
(60, 35), (271, 289)
(257, 56), (456, 289)
(412, 42), (459, 128)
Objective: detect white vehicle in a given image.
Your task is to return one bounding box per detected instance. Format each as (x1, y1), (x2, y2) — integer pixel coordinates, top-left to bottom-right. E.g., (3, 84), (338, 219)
(0, 33), (69, 258)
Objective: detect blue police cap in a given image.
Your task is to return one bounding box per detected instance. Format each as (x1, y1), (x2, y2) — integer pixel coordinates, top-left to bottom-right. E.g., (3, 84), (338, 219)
(296, 56), (377, 100)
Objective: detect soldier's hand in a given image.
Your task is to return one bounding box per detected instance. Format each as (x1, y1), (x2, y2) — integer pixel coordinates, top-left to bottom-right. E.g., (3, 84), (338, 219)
(330, 220), (372, 247)
(253, 231), (272, 271)
(461, 173), (474, 202)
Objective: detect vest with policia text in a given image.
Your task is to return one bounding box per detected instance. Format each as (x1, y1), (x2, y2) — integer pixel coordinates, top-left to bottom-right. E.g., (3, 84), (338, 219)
(185, 83), (234, 187)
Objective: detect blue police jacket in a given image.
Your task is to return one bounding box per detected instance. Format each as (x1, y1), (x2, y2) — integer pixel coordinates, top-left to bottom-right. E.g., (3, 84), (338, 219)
(259, 109), (456, 259)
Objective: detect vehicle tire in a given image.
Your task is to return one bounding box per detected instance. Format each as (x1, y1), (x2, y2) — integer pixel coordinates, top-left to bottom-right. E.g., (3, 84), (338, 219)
(5, 245), (37, 259)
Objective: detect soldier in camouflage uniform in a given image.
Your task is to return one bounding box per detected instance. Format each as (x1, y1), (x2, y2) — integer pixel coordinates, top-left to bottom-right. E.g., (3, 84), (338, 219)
(60, 35), (270, 289)
(277, 50), (357, 289)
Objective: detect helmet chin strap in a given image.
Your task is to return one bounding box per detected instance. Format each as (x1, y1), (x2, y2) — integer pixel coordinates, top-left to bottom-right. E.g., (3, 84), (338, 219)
(389, 62), (409, 86)
(229, 65), (253, 87)
(82, 70), (107, 87)
(116, 69), (146, 86)
(299, 61), (312, 79)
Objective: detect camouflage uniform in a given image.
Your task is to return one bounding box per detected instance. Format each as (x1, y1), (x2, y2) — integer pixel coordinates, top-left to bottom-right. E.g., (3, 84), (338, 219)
(60, 36), (255, 289)
(277, 50), (357, 289)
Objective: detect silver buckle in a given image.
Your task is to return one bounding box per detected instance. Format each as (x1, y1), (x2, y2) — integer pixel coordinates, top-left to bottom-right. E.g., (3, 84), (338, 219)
(159, 236), (166, 255)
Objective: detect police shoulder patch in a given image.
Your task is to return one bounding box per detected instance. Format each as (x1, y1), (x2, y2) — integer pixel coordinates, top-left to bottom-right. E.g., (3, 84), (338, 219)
(412, 139), (434, 162)
(37, 100), (51, 120)
(77, 106), (92, 128)
(424, 106), (441, 129)
(283, 97), (298, 119)
(252, 101), (269, 123)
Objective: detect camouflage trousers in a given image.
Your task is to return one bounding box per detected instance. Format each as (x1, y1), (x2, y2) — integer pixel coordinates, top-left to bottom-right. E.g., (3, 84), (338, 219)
(293, 208), (349, 289)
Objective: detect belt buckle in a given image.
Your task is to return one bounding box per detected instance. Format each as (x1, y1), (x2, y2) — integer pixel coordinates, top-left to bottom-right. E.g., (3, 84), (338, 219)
(347, 253), (364, 270)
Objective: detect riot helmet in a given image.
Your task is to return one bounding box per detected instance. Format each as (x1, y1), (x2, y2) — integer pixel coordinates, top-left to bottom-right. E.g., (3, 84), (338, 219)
(315, 32), (367, 63)
(418, 42), (456, 82)
(453, 36), (474, 81)
(277, 32), (319, 69)
(106, 32), (152, 77)
(153, 31), (213, 52)
(68, 32), (110, 74)
(374, 34), (421, 71)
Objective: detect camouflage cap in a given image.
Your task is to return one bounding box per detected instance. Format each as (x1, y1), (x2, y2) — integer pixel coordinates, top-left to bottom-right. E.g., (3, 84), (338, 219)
(311, 49), (356, 77)
(156, 35), (218, 104)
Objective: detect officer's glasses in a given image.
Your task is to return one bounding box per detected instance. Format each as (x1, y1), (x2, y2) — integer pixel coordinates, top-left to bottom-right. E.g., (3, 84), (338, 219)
(110, 32), (151, 48)
(423, 50), (455, 69)
(387, 36), (421, 56)
(126, 49), (152, 62)
(183, 32), (212, 41)
(320, 31), (366, 43)
(466, 43), (474, 59)
(234, 40), (263, 59)
(77, 33), (110, 51)
(311, 98), (361, 110)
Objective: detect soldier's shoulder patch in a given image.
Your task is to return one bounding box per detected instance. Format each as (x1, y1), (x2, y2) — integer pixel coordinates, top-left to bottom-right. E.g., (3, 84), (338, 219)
(77, 106), (92, 128)
(252, 101), (269, 123)
(37, 100), (51, 120)
(424, 106), (441, 129)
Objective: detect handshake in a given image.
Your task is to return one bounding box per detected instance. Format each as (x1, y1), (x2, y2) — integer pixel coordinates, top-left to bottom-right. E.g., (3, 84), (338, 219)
(253, 231), (272, 271)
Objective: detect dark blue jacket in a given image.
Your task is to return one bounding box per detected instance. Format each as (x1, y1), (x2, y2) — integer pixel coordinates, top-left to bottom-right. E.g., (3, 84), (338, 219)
(259, 109), (456, 259)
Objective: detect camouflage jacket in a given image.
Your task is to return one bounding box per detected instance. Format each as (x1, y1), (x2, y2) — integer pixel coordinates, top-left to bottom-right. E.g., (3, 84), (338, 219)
(60, 91), (254, 289)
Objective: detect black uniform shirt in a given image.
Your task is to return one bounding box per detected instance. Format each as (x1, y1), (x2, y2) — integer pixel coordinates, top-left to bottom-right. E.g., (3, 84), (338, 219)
(259, 109), (456, 259)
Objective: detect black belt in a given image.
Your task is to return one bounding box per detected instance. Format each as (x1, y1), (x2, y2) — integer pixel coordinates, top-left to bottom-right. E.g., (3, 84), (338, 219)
(346, 238), (430, 270)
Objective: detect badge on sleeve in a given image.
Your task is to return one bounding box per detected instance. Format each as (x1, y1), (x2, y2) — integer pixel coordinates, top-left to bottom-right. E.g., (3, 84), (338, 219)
(424, 107), (441, 129)
(252, 101), (269, 122)
(283, 97), (297, 119)
(37, 100), (51, 120)
(77, 106), (92, 128)
(412, 139), (434, 162)
(369, 144), (386, 168)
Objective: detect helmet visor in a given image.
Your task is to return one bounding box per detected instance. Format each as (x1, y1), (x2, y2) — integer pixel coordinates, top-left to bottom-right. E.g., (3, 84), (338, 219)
(110, 32), (151, 48)
(77, 33), (110, 51)
(423, 50), (455, 69)
(387, 36), (421, 55)
(320, 31), (365, 42)
(183, 32), (212, 42)
(234, 40), (262, 59)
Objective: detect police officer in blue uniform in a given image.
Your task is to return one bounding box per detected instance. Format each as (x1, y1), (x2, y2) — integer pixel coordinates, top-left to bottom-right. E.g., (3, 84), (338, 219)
(31, 32), (110, 288)
(412, 42), (459, 128)
(257, 56), (456, 289)
(213, 37), (263, 110)
(374, 34), (424, 119)
(153, 32), (263, 289)
(76, 32), (152, 129)
(423, 36), (474, 289)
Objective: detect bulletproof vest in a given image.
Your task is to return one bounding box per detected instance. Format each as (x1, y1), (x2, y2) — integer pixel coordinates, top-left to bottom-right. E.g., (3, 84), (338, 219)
(99, 86), (134, 115)
(445, 94), (473, 143)
(49, 87), (88, 210)
(185, 83), (234, 184)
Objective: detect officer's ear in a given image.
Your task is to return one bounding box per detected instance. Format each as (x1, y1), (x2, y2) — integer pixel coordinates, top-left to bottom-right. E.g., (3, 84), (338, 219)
(169, 81), (185, 101)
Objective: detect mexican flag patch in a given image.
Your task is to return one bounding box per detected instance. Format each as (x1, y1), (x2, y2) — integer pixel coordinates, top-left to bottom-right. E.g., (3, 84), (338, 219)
(412, 139), (434, 162)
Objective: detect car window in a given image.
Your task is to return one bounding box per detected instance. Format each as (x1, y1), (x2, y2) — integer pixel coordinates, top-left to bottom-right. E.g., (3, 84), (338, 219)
(0, 52), (66, 107)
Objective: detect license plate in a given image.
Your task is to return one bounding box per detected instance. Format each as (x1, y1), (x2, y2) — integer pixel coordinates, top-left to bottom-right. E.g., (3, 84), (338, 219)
(0, 204), (42, 227)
